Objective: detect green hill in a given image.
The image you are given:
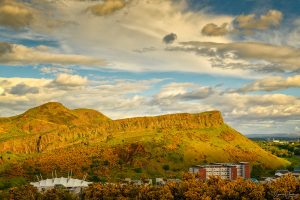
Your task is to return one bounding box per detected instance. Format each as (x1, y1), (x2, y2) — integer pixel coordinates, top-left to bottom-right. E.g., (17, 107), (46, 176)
(0, 102), (289, 181)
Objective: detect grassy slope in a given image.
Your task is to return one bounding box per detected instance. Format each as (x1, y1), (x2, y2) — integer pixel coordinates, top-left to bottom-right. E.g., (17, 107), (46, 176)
(0, 102), (290, 181)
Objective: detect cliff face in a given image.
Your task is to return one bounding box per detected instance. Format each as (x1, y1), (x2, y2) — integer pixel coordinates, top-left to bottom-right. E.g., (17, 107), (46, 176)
(0, 103), (224, 153)
(112, 111), (224, 132)
(0, 102), (289, 178)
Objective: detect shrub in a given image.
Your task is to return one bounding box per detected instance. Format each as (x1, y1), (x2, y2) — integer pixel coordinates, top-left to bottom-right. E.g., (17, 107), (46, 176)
(162, 164), (170, 171)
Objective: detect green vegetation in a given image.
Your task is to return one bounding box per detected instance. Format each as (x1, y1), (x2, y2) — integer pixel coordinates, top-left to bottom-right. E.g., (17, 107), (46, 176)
(0, 177), (27, 190)
(4, 174), (300, 200)
(255, 140), (300, 170)
(0, 102), (290, 183)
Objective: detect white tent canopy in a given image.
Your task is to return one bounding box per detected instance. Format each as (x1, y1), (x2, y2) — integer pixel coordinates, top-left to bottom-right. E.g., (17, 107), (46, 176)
(30, 177), (92, 188)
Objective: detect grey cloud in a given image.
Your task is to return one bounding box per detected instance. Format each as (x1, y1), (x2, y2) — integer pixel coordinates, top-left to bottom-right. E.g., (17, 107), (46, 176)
(0, 1), (34, 29)
(163, 33), (177, 44)
(201, 23), (229, 36)
(0, 42), (12, 55)
(10, 83), (39, 96)
(179, 88), (214, 100)
(158, 88), (214, 101)
(151, 83), (214, 110)
(168, 41), (300, 72)
(210, 61), (285, 73)
(133, 46), (156, 53)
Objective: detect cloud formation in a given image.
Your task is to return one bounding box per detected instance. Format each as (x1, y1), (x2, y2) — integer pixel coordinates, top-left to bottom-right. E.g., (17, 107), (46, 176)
(0, 76), (161, 119)
(236, 75), (300, 92)
(171, 41), (300, 72)
(154, 82), (213, 101)
(0, 42), (106, 66)
(10, 83), (39, 96)
(43, 0), (235, 75)
(40, 66), (74, 74)
(86, 0), (127, 16)
(0, 0), (33, 29)
(201, 23), (229, 36)
(50, 73), (88, 88)
(201, 10), (282, 36)
(163, 33), (178, 44)
(219, 93), (300, 120)
(234, 10), (282, 31)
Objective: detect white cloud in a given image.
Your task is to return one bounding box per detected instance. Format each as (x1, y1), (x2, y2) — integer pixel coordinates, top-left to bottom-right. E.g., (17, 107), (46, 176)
(0, 86), (4, 95)
(51, 73), (88, 87)
(40, 66), (74, 74)
(154, 82), (213, 101)
(236, 75), (300, 92)
(0, 42), (106, 66)
(36, 0), (242, 76)
(0, 76), (299, 135)
(0, 76), (162, 118)
(211, 93), (300, 121)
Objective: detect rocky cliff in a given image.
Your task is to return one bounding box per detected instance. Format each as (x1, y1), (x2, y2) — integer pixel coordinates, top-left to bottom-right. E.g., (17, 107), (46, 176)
(0, 102), (289, 179)
(0, 103), (224, 153)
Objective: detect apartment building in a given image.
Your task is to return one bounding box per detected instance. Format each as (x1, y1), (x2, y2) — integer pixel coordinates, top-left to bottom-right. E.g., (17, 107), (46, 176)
(189, 162), (251, 180)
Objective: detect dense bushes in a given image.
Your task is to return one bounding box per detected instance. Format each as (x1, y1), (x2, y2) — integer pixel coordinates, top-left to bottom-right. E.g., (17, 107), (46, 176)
(4, 174), (300, 200)
(1, 185), (78, 200)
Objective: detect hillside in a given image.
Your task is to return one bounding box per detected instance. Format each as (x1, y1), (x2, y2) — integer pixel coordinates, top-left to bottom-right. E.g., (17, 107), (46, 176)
(0, 102), (289, 181)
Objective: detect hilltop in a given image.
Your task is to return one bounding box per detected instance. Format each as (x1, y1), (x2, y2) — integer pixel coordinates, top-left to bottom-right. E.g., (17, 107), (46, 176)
(0, 102), (289, 181)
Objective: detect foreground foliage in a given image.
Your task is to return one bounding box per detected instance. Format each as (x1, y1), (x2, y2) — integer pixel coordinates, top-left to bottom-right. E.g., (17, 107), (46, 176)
(3, 174), (300, 200)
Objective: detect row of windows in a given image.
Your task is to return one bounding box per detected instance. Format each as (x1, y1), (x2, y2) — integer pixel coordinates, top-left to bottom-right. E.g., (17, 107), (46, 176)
(207, 172), (229, 175)
(206, 168), (229, 172)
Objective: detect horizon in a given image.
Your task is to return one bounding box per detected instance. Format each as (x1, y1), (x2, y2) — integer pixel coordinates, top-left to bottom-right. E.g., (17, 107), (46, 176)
(0, 0), (300, 135)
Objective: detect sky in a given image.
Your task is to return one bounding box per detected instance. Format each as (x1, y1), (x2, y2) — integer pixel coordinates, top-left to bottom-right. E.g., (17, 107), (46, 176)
(0, 0), (300, 135)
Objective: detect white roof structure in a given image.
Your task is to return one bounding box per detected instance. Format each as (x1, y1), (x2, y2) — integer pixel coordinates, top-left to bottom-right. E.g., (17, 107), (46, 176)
(30, 177), (92, 188)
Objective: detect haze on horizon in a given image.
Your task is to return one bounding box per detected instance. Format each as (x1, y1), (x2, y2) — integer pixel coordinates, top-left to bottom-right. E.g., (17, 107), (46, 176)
(0, 0), (300, 135)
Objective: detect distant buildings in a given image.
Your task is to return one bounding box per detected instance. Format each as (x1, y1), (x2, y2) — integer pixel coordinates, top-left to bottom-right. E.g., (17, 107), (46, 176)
(122, 178), (180, 186)
(274, 167), (300, 178)
(275, 170), (290, 177)
(30, 177), (92, 193)
(189, 162), (251, 180)
(272, 139), (288, 144)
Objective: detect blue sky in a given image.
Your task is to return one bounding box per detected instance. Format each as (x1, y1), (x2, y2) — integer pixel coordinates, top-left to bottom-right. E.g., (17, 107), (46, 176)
(0, 0), (300, 135)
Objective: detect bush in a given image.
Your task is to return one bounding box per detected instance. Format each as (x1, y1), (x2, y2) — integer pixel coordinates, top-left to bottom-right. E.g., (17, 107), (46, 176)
(0, 177), (27, 190)
(6, 174), (300, 200)
(134, 168), (143, 173)
(162, 164), (170, 171)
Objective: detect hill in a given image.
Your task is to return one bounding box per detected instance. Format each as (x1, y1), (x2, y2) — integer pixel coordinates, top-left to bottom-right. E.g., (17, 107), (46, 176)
(0, 102), (289, 181)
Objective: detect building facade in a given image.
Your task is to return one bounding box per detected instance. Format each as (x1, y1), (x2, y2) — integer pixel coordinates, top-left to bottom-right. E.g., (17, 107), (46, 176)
(189, 162), (251, 180)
